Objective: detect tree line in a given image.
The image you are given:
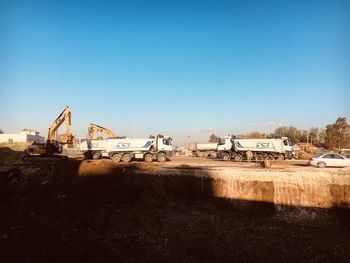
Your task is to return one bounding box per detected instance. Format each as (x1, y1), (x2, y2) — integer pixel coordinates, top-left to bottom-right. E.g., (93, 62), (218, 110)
(209, 117), (350, 150)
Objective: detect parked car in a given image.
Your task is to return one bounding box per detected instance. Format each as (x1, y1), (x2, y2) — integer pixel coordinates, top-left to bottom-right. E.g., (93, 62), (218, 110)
(309, 153), (350, 168)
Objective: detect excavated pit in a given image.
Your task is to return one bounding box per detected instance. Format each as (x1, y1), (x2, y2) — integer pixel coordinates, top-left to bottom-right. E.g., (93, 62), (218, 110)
(1, 156), (350, 263)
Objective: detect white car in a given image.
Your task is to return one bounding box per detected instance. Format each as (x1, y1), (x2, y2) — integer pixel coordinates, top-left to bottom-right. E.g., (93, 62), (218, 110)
(309, 153), (350, 168)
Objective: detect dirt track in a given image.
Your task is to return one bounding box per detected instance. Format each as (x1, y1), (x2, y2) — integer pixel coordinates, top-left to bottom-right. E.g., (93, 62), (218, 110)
(1, 153), (350, 262)
(68, 154), (350, 171)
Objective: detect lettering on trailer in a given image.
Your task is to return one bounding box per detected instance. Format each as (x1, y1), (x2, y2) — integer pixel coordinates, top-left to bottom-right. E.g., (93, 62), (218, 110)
(256, 142), (270, 149)
(113, 140), (152, 149)
(116, 142), (131, 149)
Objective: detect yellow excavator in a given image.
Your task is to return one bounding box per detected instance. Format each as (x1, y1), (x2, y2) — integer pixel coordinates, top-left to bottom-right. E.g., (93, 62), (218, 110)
(26, 106), (74, 156)
(88, 123), (115, 140)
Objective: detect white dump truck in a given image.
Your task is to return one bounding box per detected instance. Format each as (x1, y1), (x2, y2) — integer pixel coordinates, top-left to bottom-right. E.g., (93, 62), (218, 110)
(80, 134), (173, 162)
(217, 136), (293, 161)
(188, 142), (218, 158)
(80, 139), (108, 159)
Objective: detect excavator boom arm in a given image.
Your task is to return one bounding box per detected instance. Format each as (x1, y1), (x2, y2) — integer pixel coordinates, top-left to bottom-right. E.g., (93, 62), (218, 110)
(88, 123), (115, 140)
(47, 106), (72, 143)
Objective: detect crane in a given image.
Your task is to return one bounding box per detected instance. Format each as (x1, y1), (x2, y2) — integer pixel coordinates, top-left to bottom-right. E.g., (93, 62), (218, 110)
(88, 123), (115, 140)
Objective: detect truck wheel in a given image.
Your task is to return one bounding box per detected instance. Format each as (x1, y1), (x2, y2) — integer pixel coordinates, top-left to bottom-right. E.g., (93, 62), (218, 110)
(157, 152), (167, 162)
(277, 154), (285, 161)
(234, 154), (243, 162)
(317, 161), (326, 168)
(92, 151), (101, 160)
(255, 154), (264, 161)
(144, 153), (153, 163)
(111, 153), (121, 163)
(84, 152), (92, 159)
(266, 154), (274, 160)
(222, 152), (230, 161)
(122, 153), (132, 163)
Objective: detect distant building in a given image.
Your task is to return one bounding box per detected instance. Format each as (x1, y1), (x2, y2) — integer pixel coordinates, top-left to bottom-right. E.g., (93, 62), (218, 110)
(0, 129), (44, 143)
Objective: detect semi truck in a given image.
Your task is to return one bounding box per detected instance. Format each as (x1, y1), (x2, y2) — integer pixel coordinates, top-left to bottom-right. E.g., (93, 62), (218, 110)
(80, 134), (173, 162)
(188, 142), (218, 158)
(217, 136), (293, 161)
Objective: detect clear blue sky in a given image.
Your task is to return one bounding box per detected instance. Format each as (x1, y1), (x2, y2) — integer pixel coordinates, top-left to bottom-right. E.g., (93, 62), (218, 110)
(1, 0), (349, 145)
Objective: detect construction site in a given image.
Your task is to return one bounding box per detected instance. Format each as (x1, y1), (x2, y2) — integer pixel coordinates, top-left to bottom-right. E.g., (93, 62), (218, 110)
(1, 105), (350, 263)
(2, 1), (350, 262)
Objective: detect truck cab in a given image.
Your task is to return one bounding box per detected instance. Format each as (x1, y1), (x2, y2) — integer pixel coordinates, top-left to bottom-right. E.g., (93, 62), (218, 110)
(155, 135), (173, 153)
(281, 137), (292, 149)
(217, 136), (233, 151)
(281, 137), (294, 158)
(216, 136), (233, 160)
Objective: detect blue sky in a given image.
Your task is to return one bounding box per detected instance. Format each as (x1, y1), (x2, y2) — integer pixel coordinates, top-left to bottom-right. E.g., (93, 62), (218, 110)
(0, 0), (349, 145)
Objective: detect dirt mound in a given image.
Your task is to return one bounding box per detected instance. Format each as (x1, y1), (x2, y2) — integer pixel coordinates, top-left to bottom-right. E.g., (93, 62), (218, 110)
(0, 147), (26, 165)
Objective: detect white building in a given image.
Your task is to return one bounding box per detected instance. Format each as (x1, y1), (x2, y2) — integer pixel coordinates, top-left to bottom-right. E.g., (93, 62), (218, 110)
(0, 129), (45, 143)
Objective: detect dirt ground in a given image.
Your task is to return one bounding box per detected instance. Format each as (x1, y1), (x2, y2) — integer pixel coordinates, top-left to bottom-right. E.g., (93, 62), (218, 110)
(1, 150), (350, 263)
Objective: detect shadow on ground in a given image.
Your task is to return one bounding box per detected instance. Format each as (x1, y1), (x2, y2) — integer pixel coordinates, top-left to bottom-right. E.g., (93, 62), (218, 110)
(0, 157), (350, 263)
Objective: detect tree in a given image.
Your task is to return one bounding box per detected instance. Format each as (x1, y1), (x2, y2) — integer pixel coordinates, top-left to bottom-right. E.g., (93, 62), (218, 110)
(299, 130), (309, 143)
(247, 131), (266, 139)
(318, 128), (326, 144)
(309, 127), (319, 144)
(309, 127), (325, 145)
(325, 117), (350, 150)
(0, 129), (3, 134)
(209, 133), (220, 143)
(274, 126), (302, 144)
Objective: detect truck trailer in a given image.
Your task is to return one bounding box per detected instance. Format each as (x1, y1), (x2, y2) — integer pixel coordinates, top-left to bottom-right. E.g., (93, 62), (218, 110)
(188, 142), (218, 158)
(80, 134), (173, 162)
(217, 136), (293, 161)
